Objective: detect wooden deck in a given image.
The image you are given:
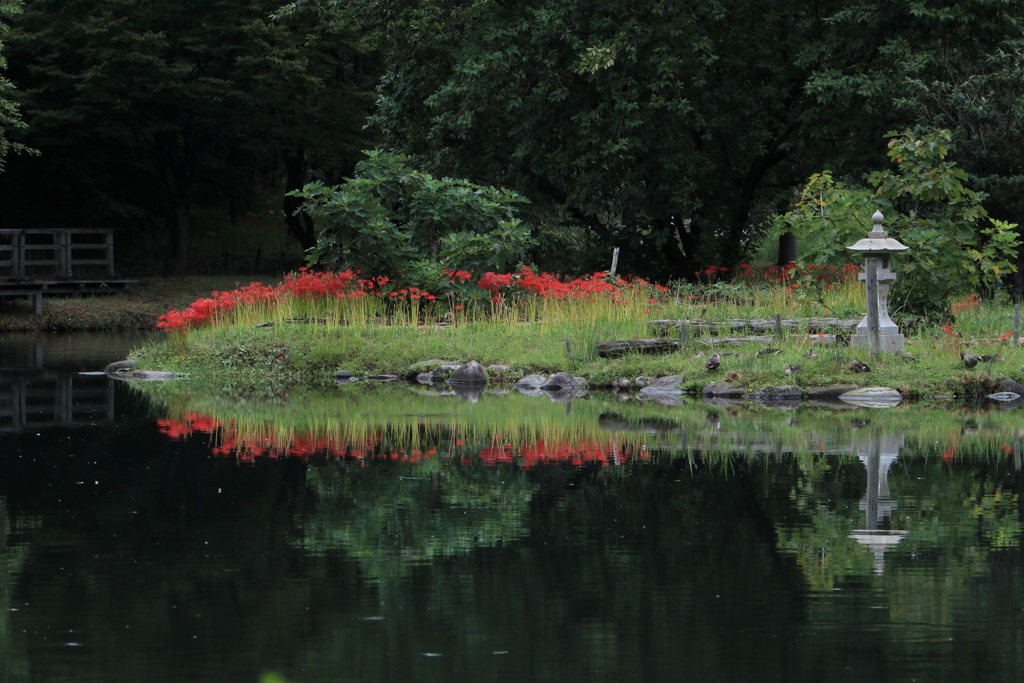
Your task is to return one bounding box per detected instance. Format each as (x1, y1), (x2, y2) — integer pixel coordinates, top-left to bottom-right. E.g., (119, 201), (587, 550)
(0, 229), (134, 313)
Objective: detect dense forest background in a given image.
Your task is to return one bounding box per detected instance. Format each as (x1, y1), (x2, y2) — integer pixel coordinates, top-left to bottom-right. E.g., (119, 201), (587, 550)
(0, 0), (1023, 283)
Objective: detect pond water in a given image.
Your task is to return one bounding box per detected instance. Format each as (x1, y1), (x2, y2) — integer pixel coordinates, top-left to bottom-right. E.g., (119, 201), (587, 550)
(2, 332), (1024, 682)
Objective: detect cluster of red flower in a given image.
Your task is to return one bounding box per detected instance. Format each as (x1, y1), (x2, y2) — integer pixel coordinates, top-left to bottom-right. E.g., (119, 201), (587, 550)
(157, 269), (374, 332)
(156, 413), (652, 467)
(157, 266), (669, 333)
(737, 262), (860, 283)
(480, 266), (667, 302)
(951, 292), (981, 313)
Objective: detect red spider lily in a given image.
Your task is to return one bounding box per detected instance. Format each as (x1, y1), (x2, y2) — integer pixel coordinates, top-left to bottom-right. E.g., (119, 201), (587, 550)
(951, 293), (981, 313)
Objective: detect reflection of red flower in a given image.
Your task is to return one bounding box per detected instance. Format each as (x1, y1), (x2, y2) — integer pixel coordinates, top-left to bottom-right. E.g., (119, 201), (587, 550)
(156, 412), (658, 468)
(156, 418), (191, 440)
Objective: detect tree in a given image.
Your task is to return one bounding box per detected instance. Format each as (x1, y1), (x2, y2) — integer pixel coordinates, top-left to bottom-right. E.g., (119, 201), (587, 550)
(286, 0), (853, 279)
(258, 0), (1024, 289)
(0, 0), (32, 171)
(5, 0), (377, 274)
(294, 150), (534, 288)
(778, 129), (1020, 314)
(804, 0), (1024, 296)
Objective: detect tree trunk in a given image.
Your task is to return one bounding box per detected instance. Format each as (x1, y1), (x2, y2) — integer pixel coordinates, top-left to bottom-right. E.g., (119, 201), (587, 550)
(153, 130), (195, 276)
(778, 231), (797, 266)
(283, 147), (318, 252)
(167, 201), (191, 276)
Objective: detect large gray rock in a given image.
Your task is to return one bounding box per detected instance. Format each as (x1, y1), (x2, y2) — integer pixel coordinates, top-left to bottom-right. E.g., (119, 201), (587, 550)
(701, 382), (745, 397)
(998, 378), (1024, 395)
(748, 385), (802, 409)
(448, 360), (488, 384)
(104, 359), (137, 373)
(107, 369), (178, 381)
(748, 385), (802, 400)
(640, 375), (685, 395)
(541, 372), (586, 390)
(516, 374), (549, 390)
(806, 384), (860, 398)
(838, 386), (902, 408)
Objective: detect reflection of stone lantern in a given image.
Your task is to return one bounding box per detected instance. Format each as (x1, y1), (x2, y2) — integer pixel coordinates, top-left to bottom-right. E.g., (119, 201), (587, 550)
(849, 432), (908, 575)
(847, 211), (909, 353)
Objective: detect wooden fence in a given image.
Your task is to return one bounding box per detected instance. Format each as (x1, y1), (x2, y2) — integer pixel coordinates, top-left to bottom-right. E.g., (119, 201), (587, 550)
(0, 229), (131, 313)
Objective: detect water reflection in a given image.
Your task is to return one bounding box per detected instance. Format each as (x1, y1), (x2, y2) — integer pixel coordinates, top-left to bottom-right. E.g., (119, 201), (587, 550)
(850, 432), (910, 575)
(0, 332), (151, 431)
(134, 380), (1024, 593)
(4, 337), (1024, 681)
(0, 373), (114, 432)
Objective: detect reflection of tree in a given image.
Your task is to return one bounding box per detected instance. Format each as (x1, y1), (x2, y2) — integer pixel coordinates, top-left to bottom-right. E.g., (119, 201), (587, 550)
(0, 498), (34, 682)
(763, 431), (1024, 653)
(297, 458), (538, 581)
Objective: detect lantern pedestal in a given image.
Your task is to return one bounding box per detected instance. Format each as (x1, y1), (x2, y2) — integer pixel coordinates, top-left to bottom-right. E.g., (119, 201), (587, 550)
(847, 211), (909, 354)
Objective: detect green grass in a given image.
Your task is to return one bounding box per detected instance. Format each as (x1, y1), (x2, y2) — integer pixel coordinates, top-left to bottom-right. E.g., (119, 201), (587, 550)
(7, 271), (1023, 398)
(132, 314), (1024, 398)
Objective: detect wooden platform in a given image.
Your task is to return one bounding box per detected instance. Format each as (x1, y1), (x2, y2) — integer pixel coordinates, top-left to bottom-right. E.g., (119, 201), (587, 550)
(0, 279), (135, 313)
(0, 228), (133, 313)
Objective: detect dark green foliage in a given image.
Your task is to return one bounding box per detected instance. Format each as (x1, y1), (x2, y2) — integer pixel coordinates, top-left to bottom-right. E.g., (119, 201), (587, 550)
(5, 0), (1024, 286)
(329, 0), (855, 278)
(294, 150), (534, 289)
(0, 0), (32, 169)
(779, 129), (1020, 314)
(4, 0), (377, 274)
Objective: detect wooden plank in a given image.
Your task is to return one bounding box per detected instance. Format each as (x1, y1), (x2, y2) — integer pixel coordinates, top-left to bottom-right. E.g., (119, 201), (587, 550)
(597, 339), (680, 357)
(649, 318), (861, 334)
(698, 334), (839, 346)
(597, 334), (839, 357)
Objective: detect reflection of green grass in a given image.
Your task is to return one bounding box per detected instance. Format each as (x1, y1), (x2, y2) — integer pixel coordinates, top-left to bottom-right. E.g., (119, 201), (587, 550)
(137, 380), (1024, 608)
(133, 380), (1024, 462)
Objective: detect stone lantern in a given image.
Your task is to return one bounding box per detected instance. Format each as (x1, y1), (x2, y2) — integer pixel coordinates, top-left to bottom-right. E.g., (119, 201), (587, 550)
(849, 432), (908, 575)
(847, 211), (909, 353)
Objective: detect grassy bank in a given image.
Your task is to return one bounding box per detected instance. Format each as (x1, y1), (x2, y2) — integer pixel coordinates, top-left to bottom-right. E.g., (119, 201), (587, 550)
(0, 275), (278, 331)
(9, 269), (1023, 398)
(130, 319), (1024, 398)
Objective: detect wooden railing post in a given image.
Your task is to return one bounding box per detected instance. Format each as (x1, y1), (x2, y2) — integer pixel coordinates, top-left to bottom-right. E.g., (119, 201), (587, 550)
(58, 230), (71, 278)
(105, 230), (114, 276)
(14, 230), (25, 279)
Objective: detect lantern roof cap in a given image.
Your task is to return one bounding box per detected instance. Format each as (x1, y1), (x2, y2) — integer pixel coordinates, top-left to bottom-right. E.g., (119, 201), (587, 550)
(847, 210), (909, 254)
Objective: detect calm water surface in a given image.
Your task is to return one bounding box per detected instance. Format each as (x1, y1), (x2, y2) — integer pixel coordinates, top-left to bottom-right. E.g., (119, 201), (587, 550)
(2, 332), (1024, 682)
